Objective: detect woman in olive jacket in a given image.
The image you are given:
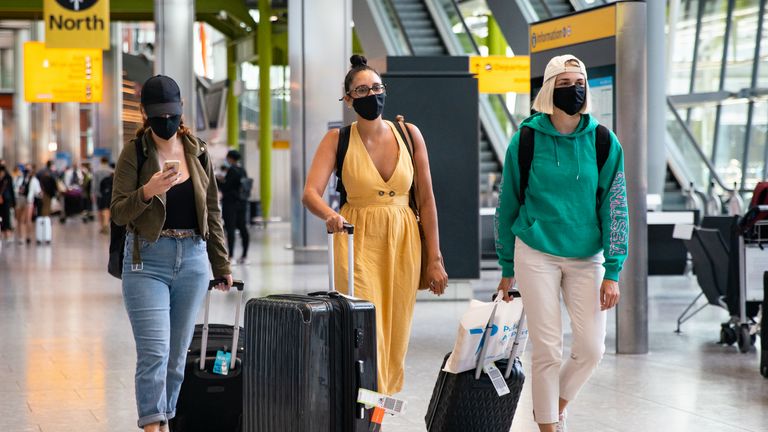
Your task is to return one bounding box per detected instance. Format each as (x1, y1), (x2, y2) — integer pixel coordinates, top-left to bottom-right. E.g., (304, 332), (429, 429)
(111, 75), (232, 432)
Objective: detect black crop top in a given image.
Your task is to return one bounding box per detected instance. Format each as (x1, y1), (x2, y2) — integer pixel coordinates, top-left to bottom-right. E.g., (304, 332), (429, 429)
(163, 178), (199, 230)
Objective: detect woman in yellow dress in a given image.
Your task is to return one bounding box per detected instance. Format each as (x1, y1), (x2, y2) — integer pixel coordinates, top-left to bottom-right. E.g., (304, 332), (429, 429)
(302, 55), (448, 395)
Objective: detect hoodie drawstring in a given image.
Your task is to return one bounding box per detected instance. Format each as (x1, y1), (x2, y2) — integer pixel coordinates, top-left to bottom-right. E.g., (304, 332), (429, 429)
(554, 141), (560, 167)
(576, 146), (581, 181)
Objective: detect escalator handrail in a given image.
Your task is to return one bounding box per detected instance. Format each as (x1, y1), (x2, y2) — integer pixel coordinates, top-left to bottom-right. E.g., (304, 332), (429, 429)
(538, 0), (554, 18)
(381, 0), (416, 55)
(666, 97), (736, 193)
(447, 0), (518, 132)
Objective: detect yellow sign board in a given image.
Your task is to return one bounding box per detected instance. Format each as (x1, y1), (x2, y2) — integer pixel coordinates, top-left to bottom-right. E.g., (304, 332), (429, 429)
(24, 42), (103, 103)
(470, 56), (530, 94)
(529, 4), (616, 53)
(44, 0), (110, 50)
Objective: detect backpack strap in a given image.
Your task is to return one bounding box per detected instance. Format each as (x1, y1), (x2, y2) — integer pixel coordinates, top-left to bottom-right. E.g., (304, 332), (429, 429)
(517, 126), (535, 205)
(393, 116), (419, 216)
(335, 126), (352, 208)
(594, 125), (611, 172)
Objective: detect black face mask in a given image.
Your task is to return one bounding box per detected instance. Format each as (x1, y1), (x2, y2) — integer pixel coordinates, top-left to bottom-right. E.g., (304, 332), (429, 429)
(553, 85), (586, 116)
(352, 93), (385, 121)
(149, 115), (181, 140)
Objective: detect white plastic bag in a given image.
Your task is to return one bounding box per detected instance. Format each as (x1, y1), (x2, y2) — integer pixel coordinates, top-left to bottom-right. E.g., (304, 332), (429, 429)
(443, 296), (525, 374)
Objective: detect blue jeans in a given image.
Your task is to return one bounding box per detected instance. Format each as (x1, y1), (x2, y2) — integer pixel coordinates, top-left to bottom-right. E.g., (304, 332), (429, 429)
(122, 232), (210, 428)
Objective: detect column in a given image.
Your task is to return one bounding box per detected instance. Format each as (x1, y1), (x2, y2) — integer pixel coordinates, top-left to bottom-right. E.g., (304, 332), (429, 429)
(29, 22), (52, 167)
(289, 0), (352, 262)
(646, 0), (666, 196)
(615, 2), (649, 354)
(96, 22), (124, 161)
(227, 43), (238, 149)
(259, 0), (273, 219)
(56, 103), (81, 164)
(154, 0), (196, 130)
(12, 29), (30, 166)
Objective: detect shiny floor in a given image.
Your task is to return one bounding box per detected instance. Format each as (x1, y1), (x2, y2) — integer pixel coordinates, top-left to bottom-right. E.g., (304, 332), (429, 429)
(0, 220), (766, 432)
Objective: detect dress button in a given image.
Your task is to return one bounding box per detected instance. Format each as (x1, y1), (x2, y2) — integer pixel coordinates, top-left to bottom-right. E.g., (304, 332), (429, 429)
(389, 191), (396, 197)
(378, 191), (385, 196)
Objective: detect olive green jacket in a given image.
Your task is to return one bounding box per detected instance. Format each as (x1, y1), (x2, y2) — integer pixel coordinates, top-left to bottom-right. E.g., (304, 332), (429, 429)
(111, 132), (231, 277)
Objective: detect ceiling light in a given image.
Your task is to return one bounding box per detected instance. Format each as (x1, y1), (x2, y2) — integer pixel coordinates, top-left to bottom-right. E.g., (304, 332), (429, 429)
(249, 9), (260, 24)
(270, 15), (278, 22)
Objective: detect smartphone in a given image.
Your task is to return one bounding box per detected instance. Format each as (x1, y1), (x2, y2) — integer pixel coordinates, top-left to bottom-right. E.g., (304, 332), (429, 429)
(163, 160), (180, 174)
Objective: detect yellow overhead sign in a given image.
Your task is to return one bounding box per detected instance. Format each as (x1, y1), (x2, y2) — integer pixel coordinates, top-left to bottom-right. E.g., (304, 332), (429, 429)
(529, 4), (616, 53)
(24, 42), (103, 103)
(470, 56), (530, 94)
(44, 0), (110, 50)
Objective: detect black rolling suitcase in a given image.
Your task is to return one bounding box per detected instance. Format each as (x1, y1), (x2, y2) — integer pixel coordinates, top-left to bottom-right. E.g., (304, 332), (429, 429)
(762, 271), (767, 378)
(425, 292), (528, 432)
(170, 280), (245, 432)
(243, 224), (378, 432)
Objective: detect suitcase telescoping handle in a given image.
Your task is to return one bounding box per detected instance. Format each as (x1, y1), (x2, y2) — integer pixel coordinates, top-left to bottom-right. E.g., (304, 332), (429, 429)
(200, 279), (245, 371)
(327, 223), (355, 296)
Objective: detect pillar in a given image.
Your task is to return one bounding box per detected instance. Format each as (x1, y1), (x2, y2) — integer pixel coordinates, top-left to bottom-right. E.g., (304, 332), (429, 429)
(289, 0), (352, 262)
(96, 22), (124, 161)
(227, 43), (238, 149)
(154, 0), (196, 130)
(646, 0), (667, 196)
(259, 0), (273, 219)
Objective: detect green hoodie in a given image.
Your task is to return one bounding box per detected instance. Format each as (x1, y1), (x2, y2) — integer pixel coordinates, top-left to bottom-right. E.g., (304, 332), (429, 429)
(495, 113), (629, 281)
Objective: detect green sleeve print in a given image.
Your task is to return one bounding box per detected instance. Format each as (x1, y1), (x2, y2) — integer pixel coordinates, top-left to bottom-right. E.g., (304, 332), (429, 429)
(597, 133), (629, 282)
(495, 134), (521, 278)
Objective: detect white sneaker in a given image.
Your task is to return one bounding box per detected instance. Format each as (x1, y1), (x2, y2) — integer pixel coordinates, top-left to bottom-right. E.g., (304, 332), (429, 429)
(556, 410), (567, 432)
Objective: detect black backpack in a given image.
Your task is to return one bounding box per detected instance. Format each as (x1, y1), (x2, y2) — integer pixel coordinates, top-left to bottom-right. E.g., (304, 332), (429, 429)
(18, 176), (30, 198)
(108, 140), (209, 279)
(99, 174), (113, 199)
(517, 124), (611, 204)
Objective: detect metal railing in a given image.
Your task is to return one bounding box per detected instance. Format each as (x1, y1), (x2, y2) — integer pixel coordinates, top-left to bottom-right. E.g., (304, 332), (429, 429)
(666, 97), (741, 194)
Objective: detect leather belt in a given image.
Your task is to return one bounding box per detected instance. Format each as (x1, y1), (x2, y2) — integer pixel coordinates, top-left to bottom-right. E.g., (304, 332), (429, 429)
(159, 229), (199, 239)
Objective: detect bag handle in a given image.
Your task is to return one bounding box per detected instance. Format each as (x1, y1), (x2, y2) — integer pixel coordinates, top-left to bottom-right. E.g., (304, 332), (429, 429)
(474, 302), (499, 380)
(505, 312), (527, 379)
(394, 115), (420, 217)
(200, 279), (245, 371)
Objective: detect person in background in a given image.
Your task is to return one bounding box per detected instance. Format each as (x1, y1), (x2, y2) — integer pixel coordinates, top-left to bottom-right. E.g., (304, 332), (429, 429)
(35, 161), (57, 245)
(91, 156), (114, 234)
(0, 165), (15, 242)
(13, 164), (40, 245)
(217, 150), (250, 264)
(495, 55), (629, 432)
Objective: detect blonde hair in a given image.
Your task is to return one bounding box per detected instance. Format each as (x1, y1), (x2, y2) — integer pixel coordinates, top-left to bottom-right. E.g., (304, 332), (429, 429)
(532, 59), (591, 115)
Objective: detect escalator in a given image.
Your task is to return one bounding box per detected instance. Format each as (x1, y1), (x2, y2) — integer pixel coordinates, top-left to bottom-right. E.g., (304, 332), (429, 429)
(528, 0), (575, 19)
(391, 0), (447, 55)
(375, 0), (512, 197)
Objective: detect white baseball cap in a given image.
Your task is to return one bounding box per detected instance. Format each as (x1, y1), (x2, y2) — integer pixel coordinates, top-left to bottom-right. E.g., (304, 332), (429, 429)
(543, 54), (588, 83)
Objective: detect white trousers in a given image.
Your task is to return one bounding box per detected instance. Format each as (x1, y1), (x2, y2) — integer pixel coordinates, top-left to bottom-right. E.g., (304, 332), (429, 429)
(514, 238), (606, 424)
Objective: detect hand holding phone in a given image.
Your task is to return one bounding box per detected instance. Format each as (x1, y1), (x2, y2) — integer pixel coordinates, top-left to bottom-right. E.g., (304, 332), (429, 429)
(163, 159), (180, 174)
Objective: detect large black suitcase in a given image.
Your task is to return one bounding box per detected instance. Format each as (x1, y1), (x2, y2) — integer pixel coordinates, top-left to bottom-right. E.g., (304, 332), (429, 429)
(243, 224), (378, 432)
(761, 271), (767, 378)
(425, 293), (527, 432)
(170, 280), (245, 432)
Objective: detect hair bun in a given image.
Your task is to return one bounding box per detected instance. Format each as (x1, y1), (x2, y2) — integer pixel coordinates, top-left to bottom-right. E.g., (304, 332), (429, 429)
(350, 55), (368, 68)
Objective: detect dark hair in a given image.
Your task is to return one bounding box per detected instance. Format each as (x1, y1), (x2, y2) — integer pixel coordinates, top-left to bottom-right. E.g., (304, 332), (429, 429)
(344, 55), (380, 94)
(135, 117), (192, 138)
(0, 165), (5, 173)
(100, 156), (109, 164)
(226, 150), (242, 161)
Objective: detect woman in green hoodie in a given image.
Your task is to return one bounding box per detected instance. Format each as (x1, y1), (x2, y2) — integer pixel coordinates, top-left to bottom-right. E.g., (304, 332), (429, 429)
(495, 55), (629, 432)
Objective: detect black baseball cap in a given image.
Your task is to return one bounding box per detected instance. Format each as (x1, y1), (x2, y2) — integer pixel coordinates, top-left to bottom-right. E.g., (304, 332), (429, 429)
(141, 75), (183, 118)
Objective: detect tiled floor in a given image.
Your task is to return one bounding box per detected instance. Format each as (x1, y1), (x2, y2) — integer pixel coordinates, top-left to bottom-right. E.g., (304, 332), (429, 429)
(0, 220), (766, 431)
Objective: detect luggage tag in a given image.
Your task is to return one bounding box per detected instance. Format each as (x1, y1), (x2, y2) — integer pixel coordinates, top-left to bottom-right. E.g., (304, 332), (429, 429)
(212, 350), (231, 375)
(484, 362), (510, 397)
(357, 389), (407, 416)
(368, 407), (385, 432)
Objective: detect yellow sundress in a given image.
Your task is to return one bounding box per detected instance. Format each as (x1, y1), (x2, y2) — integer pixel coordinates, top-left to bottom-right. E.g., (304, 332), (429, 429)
(333, 120), (421, 395)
